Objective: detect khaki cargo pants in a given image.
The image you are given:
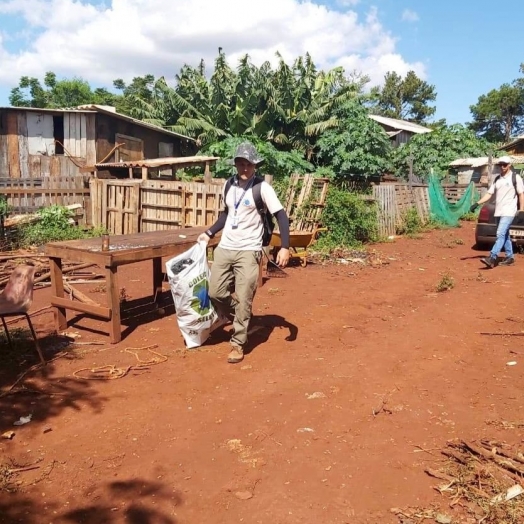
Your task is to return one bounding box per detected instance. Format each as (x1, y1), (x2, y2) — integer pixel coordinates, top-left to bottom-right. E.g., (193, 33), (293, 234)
(209, 247), (261, 348)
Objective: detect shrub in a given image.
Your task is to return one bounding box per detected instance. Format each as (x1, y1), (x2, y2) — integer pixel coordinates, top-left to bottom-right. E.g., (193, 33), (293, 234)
(397, 207), (424, 236)
(436, 272), (455, 292)
(19, 205), (105, 247)
(314, 187), (379, 250)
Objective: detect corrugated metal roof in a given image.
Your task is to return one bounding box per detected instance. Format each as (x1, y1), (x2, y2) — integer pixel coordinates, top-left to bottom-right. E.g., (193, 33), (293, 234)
(0, 106), (93, 114)
(449, 155), (524, 167)
(498, 135), (524, 151)
(79, 104), (194, 142)
(449, 157), (491, 168)
(0, 104), (194, 142)
(96, 155), (219, 169)
(369, 114), (431, 134)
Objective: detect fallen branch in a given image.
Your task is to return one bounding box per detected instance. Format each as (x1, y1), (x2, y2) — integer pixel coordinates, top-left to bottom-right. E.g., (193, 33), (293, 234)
(425, 467), (457, 482)
(63, 282), (99, 306)
(450, 440), (524, 479)
(8, 465), (40, 474)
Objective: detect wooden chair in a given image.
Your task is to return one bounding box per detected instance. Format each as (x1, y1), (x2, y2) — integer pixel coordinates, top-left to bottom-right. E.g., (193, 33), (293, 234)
(0, 265), (45, 364)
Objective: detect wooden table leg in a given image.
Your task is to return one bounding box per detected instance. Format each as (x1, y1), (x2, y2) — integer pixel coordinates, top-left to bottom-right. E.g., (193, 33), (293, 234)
(49, 257), (67, 331)
(106, 266), (122, 343)
(153, 257), (163, 304)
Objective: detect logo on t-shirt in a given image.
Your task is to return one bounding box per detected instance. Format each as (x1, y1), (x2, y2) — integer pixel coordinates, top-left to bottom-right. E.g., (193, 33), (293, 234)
(243, 199), (251, 206)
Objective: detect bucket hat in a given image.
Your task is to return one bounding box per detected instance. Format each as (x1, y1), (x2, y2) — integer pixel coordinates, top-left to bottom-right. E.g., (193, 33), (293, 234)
(228, 142), (264, 166)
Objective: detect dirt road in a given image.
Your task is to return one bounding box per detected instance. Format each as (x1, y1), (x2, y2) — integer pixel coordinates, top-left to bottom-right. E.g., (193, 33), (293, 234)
(1, 223), (523, 523)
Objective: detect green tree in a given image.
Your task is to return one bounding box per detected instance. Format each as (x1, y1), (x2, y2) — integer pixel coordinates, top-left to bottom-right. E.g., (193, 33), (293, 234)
(316, 100), (392, 179)
(468, 81), (524, 143)
(113, 74), (156, 115)
(129, 49), (367, 155)
(390, 124), (495, 180)
(370, 70), (437, 124)
(202, 136), (313, 179)
(9, 71), (118, 108)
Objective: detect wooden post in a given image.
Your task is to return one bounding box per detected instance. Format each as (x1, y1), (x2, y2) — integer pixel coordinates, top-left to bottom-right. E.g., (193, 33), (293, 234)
(141, 166), (148, 180)
(49, 257), (67, 331)
(106, 266), (121, 343)
(128, 167), (133, 179)
(204, 161), (212, 184)
(152, 257), (163, 304)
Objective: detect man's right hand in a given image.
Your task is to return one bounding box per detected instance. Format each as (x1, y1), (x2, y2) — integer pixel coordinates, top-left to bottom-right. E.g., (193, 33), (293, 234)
(197, 233), (211, 244)
(470, 203), (479, 213)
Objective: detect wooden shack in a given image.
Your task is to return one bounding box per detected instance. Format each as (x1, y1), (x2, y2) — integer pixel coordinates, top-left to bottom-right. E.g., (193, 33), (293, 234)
(498, 136), (524, 166)
(368, 114), (431, 147)
(0, 105), (195, 215)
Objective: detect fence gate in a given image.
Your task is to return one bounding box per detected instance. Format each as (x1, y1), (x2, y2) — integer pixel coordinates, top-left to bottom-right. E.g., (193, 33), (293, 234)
(90, 179), (141, 235)
(373, 185), (397, 237)
(89, 178), (224, 234)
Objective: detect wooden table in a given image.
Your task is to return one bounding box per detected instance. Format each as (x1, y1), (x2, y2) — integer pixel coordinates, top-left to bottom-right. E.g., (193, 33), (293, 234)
(45, 227), (217, 343)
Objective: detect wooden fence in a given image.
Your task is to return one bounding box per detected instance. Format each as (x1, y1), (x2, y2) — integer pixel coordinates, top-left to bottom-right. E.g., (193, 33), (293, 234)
(90, 178), (225, 234)
(372, 183), (473, 237)
(0, 174), (91, 220)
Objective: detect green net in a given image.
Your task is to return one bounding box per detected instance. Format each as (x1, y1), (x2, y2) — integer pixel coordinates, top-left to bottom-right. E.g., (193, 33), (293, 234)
(428, 173), (480, 226)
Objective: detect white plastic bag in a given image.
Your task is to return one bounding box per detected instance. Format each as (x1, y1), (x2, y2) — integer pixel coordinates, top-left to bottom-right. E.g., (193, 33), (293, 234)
(165, 241), (217, 348)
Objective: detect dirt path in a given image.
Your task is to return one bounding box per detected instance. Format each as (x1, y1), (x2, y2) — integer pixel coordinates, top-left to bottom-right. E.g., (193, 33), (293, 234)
(1, 223), (523, 524)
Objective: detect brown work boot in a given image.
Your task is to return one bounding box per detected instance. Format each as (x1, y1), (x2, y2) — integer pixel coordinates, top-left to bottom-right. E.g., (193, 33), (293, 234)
(227, 345), (244, 364)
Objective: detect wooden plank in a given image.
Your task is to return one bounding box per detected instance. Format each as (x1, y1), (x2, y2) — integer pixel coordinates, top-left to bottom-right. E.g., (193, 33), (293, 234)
(106, 266), (122, 343)
(63, 113), (70, 156)
(27, 112), (54, 155)
(71, 112), (78, 158)
(17, 112), (30, 179)
(49, 257), (67, 331)
(85, 114), (96, 165)
(29, 156), (41, 179)
(51, 297), (111, 320)
(80, 113), (87, 159)
(6, 111), (20, 178)
(152, 257), (163, 301)
(115, 185), (124, 234)
(0, 187), (89, 195)
(0, 111), (8, 176)
(132, 184), (140, 233)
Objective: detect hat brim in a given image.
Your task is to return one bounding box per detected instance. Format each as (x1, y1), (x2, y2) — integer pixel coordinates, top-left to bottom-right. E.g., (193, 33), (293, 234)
(227, 156), (264, 166)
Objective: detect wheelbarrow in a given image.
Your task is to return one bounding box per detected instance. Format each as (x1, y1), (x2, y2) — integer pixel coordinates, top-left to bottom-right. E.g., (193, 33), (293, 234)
(269, 227), (327, 267)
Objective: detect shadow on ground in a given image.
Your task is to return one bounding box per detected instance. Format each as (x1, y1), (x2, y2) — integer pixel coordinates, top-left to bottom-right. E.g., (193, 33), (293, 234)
(0, 332), (107, 428)
(0, 478), (181, 524)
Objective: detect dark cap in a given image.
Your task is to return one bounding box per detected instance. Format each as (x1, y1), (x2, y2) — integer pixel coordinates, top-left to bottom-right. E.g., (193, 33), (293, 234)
(229, 142), (264, 166)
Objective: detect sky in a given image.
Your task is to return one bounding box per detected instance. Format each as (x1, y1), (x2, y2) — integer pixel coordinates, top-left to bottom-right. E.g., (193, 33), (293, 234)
(0, 0), (522, 126)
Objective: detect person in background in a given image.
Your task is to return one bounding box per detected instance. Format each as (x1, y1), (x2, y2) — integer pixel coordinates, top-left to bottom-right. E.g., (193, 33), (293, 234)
(470, 156), (524, 268)
(198, 142), (290, 363)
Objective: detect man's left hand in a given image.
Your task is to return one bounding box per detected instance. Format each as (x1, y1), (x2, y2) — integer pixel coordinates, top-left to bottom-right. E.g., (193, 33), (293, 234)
(276, 248), (290, 268)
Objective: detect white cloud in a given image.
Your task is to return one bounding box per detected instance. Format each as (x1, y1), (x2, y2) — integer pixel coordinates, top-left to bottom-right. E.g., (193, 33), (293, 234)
(401, 9), (419, 22)
(0, 0), (425, 92)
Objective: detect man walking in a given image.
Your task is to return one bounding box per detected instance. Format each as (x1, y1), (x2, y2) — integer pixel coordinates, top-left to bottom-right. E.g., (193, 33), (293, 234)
(198, 142), (290, 363)
(471, 156), (524, 268)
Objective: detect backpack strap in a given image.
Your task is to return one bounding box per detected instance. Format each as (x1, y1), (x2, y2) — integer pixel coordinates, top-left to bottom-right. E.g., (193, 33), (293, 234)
(224, 175), (266, 214)
(223, 176), (235, 209)
(251, 176), (266, 216)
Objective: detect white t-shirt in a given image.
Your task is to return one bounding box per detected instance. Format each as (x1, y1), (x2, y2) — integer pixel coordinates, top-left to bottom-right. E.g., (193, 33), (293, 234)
(487, 170), (524, 217)
(218, 178), (283, 251)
